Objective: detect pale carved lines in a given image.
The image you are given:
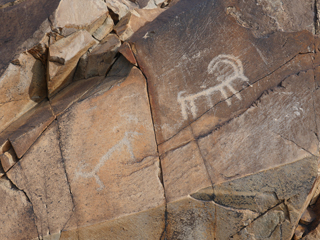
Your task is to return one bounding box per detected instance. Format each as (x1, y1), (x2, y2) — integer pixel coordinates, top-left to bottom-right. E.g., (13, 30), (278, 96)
(178, 54), (250, 120)
(75, 131), (141, 191)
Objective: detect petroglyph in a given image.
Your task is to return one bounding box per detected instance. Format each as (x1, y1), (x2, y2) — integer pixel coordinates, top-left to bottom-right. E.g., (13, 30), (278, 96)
(178, 54), (249, 120)
(75, 131), (141, 191)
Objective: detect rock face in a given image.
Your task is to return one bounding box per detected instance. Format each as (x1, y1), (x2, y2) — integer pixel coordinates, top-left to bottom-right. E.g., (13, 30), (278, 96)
(1, 0), (320, 239)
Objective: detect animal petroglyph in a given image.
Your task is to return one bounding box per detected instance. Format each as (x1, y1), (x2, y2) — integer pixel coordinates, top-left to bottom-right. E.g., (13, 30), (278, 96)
(75, 131), (141, 191)
(178, 54), (250, 120)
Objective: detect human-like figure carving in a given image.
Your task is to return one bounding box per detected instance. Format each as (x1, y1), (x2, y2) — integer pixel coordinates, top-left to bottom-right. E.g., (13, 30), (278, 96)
(178, 54), (249, 120)
(75, 131), (141, 191)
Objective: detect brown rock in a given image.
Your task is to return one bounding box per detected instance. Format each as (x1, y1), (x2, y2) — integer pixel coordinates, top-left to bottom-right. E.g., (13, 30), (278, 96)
(60, 205), (165, 240)
(104, 0), (137, 20)
(58, 67), (165, 230)
(47, 30), (98, 97)
(0, 176), (38, 240)
(213, 157), (318, 239)
(166, 197), (215, 240)
(119, 42), (138, 65)
(224, 0), (314, 37)
(0, 0), (60, 76)
(161, 140), (211, 203)
(198, 70), (318, 185)
(50, 76), (104, 116)
(50, 0), (109, 36)
(129, 0), (314, 145)
(0, 52), (46, 134)
(294, 225), (307, 240)
(0, 147), (17, 172)
(92, 14), (114, 41)
(7, 121), (73, 239)
(7, 100), (55, 158)
(300, 207), (317, 225)
(114, 12), (135, 41)
(74, 34), (121, 80)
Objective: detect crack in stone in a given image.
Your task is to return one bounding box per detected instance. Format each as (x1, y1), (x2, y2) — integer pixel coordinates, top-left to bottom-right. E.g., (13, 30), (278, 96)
(5, 172), (41, 240)
(55, 119), (76, 234)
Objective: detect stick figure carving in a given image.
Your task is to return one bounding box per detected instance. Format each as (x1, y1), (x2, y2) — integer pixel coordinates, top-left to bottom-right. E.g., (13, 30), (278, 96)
(74, 131), (141, 191)
(178, 54), (250, 120)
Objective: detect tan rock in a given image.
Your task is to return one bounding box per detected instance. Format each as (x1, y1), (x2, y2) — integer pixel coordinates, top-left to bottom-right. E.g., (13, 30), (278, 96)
(114, 12), (135, 41)
(105, 0), (138, 20)
(92, 14), (114, 41)
(50, 76), (104, 116)
(300, 207), (317, 225)
(161, 140), (212, 203)
(0, 52), (46, 134)
(58, 67), (165, 230)
(0, 147), (17, 172)
(60, 205), (165, 240)
(7, 100), (55, 158)
(0, 176), (38, 240)
(294, 225), (307, 240)
(74, 34), (121, 80)
(51, 0), (109, 36)
(47, 30), (98, 97)
(7, 121), (73, 239)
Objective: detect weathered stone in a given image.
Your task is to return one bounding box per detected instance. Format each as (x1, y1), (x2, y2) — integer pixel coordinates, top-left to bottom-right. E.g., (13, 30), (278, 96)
(58, 67), (165, 230)
(92, 14), (114, 41)
(0, 0), (60, 76)
(119, 42), (137, 65)
(47, 30), (98, 97)
(7, 121), (73, 239)
(50, 76), (104, 116)
(129, 7), (166, 32)
(294, 225), (307, 240)
(213, 157), (318, 239)
(0, 176), (38, 240)
(130, 0), (314, 145)
(161, 140), (211, 203)
(7, 100), (55, 158)
(50, 0), (109, 36)
(114, 12), (135, 41)
(60, 205), (165, 240)
(198, 70), (318, 184)
(0, 147), (17, 172)
(131, 0), (165, 9)
(74, 33), (121, 80)
(166, 197), (215, 240)
(300, 207), (317, 225)
(105, 0), (138, 20)
(224, 0), (314, 37)
(0, 52), (46, 134)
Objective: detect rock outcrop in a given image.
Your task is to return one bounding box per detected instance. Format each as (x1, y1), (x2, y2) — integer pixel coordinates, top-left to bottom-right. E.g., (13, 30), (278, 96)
(1, 0), (320, 239)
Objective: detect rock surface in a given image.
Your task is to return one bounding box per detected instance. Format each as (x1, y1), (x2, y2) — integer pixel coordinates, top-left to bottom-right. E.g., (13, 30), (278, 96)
(1, 0), (320, 239)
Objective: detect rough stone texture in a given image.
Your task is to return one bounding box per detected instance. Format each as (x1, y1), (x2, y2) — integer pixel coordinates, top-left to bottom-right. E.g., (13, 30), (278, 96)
(74, 34), (121, 80)
(92, 14), (114, 41)
(50, 0), (109, 36)
(47, 30), (98, 97)
(58, 67), (165, 231)
(0, 52), (46, 134)
(7, 121), (73, 239)
(60, 205), (165, 240)
(0, 177), (39, 240)
(0, 0), (60, 75)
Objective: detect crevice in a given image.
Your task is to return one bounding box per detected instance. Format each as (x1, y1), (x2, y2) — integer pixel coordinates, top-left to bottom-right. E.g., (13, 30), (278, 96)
(315, 0), (319, 35)
(5, 172), (41, 240)
(136, 61), (168, 239)
(55, 119), (77, 233)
